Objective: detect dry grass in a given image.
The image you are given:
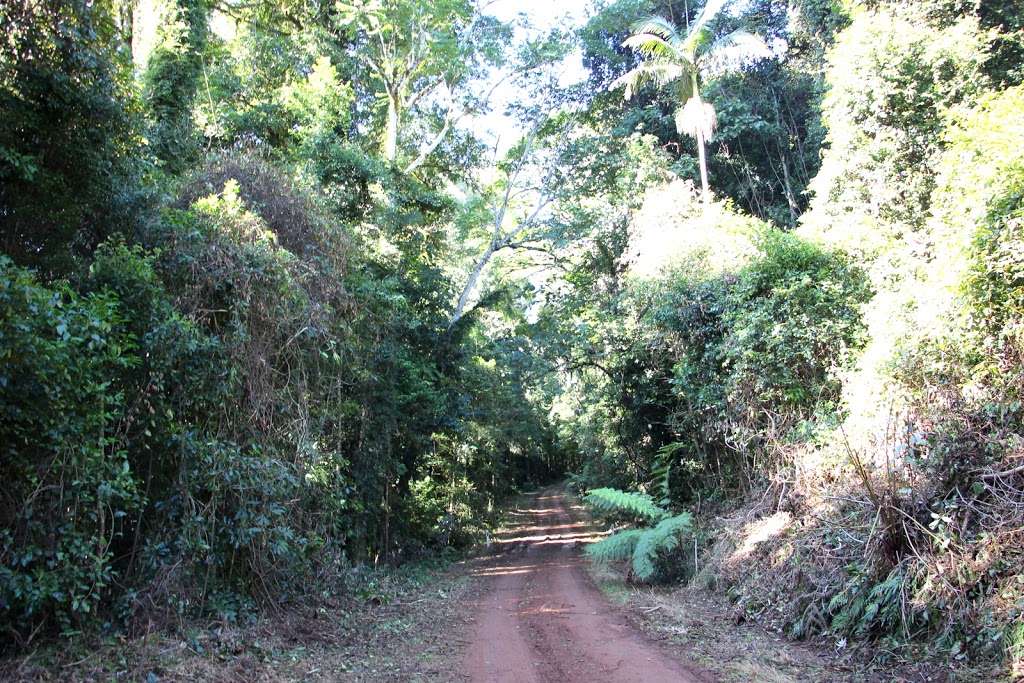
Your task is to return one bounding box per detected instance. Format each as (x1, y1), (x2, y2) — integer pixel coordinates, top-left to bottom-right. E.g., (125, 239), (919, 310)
(731, 658), (803, 683)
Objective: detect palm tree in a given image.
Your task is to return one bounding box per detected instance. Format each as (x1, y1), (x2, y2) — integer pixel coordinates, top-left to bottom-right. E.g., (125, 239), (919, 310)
(611, 3), (770, 200)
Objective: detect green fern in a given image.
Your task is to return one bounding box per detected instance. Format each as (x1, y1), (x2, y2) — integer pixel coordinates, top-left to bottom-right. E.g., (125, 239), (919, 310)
(583, 487), (693, 581)
(630, 512), (694, 580)
(652, 442), (682, 508)
(585, 529), (644, 563)
(565, 463), (593, 494)
(829, 568), (909, 637)
(584, 488), (667, 522)
(1008, 618), (1024, 670)
(829, 576), (865, 634)
(867, 571), (905, 632)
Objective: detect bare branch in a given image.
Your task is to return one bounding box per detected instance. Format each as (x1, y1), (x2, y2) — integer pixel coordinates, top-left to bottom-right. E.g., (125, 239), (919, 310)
(979, 462), (1024, 481)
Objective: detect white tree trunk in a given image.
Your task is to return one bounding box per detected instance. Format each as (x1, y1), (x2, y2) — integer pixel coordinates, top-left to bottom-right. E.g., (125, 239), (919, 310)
(449, 241), (497, 328)
(385, 94), (399, 163)
(697, 127), (709, 201)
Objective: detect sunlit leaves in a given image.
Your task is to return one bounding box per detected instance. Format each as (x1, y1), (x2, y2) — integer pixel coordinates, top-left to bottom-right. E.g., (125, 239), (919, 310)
(337, 0), (512, 163)
(801, 5), (988, 253)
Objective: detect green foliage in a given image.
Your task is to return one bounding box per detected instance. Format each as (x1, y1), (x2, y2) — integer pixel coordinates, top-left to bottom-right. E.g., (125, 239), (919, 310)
(802, 4), (988, 254)
(945, 85), (1024, 410)
(704, 61), (825, 226)
(0, 258), (142, 643)
(630, 512), (693, 580)
(776, 1), (1024, 667)
(583, 487), (693, 581)
(585, 529), (645, 563)
(0, 0), (143, 276)
(540, 180), (869, 500)
(651, 442), (676, 507)
(610, 9), (772, 197)
(164, 438), (310, 601)
(1008, 616), (1024, 674)
(631, 221), (870, 493)
(281, 57), (355, 150)
(585, 488), (667, 522)
(721, 229), (870, 418)
(828, 566), (913, 639)
(6, 0), (1020, 668)
(191, 20), (356, 156)
(581, 0), (835, 226)
(335, 0), (514, 164)
(143, 0), (208, 173)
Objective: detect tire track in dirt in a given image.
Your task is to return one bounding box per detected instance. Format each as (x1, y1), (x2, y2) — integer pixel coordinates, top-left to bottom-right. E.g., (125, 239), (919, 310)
(462, 490), (713, 683)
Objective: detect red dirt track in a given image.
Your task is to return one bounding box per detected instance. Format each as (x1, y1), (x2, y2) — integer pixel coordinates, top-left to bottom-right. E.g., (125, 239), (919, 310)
(461, 490), (713, 683)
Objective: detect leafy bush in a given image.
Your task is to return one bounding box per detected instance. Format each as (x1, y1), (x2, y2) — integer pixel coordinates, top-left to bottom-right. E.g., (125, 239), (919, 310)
(946, 86), (1024, 416)
(0, 258), (141, 645)
(0, 0), (143, 275)
(721, 229), (870, 422)
(801, 4), (987, 255)
(642, 226), (870, 493)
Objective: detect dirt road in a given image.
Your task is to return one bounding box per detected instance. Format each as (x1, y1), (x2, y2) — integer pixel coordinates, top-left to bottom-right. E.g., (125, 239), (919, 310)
(461, 490), (712, 683)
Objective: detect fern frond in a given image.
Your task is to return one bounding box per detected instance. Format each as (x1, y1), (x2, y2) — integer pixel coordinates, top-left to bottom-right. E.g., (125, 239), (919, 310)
(871, 572), (904, 602)
(831, 607), (852, 633)
(586, 529), (644, 564)
(789, 615), (807, 640)
(828, 583), (854, 613)
(585, 488), (667, 521)
(870, 570), (907, 631)
(860, 601), (880, 634)
(653, 442), (683, 507)
(631, 512), (693, 580)
(652, 462), (672, 508)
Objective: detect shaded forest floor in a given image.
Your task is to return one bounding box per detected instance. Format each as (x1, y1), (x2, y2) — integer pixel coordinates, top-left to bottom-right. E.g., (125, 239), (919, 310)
(0, 489), (1004, 682)
(0, 563), (478, 682)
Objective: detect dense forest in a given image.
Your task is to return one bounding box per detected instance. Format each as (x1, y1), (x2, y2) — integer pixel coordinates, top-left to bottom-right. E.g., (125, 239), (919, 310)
(2, 0), (1023, 675)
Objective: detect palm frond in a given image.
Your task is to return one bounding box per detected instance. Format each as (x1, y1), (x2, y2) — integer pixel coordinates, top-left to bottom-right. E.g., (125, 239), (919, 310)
(610, 61), (687, 99)
(629, 16), (686, 52)
(687, 0), (729, 40)
(701, 29), (771, 75)
(622, 33), (685, 63)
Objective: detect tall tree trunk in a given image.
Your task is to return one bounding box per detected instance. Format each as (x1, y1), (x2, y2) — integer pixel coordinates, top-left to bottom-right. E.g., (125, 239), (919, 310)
(449, 240), (496, 328)
(697, 127), (709, 201)
(780, 152), (799, 227)
(691, 74), (710, 202)
(385, 92), (399, 163)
